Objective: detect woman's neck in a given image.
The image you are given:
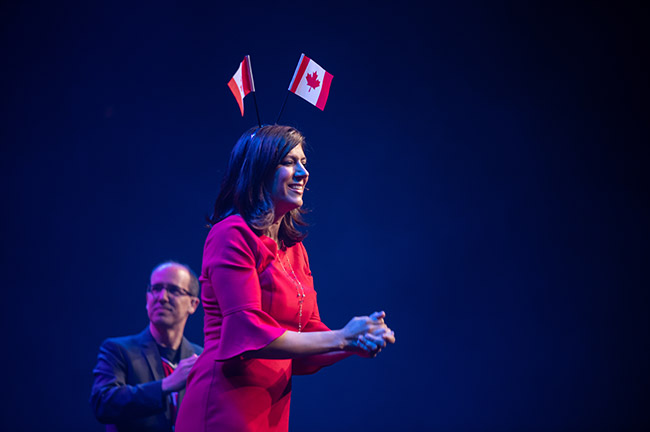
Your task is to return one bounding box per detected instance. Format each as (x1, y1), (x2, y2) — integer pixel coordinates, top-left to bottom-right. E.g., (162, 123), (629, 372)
(265, 214), (284, 247)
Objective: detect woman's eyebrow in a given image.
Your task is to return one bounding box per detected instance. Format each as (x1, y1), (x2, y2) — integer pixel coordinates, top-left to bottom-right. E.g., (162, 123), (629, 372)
(286, 154), (307, 161)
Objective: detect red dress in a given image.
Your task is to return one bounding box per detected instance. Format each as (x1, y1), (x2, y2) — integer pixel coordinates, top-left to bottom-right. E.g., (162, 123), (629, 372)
(175, 215), (331, 432)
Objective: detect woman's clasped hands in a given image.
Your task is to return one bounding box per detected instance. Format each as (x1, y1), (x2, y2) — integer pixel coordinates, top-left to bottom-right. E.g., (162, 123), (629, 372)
(341, 311), (395, 358)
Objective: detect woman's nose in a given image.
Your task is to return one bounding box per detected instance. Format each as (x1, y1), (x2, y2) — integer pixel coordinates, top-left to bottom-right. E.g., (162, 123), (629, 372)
(295, 162), (309, 179)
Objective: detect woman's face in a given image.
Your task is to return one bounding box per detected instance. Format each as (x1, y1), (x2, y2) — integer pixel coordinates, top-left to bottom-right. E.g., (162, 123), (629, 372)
(270, 144), (309, 216)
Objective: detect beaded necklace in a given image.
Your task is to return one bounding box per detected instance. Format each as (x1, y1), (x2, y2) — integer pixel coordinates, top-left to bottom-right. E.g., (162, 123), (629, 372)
(276, 250), (306, 332)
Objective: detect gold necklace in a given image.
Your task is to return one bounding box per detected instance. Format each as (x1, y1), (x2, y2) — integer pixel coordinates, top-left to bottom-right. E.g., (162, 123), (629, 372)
(276, 250), (306, 332)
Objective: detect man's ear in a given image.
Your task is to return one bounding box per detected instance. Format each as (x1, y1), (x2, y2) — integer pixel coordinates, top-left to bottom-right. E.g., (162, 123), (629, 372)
(189, 297), (200, 314)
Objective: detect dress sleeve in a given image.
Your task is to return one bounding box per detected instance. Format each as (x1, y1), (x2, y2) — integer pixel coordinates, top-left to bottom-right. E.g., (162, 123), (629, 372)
(204, 220), (286, 360)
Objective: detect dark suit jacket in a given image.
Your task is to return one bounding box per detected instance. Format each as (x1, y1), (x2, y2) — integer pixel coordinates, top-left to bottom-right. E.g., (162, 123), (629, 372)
(90, 327), (203, 432)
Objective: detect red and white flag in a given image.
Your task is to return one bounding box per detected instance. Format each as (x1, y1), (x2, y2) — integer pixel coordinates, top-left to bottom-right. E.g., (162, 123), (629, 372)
(288, 54), (333, 111)
(227, 55), (255, 116)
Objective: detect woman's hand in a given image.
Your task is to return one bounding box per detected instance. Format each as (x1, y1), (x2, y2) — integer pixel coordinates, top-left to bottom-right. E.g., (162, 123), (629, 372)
(355, 327), (396, 358)
(341, 311), (395, 356)
(341, 311), (386, 341)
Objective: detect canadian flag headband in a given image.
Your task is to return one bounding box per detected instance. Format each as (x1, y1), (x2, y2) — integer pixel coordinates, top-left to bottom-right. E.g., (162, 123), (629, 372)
(227, 53), (334, 126)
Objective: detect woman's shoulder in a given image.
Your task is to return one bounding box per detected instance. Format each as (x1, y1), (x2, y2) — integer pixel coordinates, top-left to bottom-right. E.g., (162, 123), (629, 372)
(205, 214), (260, 249)
(209, 214), (251, 235)
(203, 215), (275, 268)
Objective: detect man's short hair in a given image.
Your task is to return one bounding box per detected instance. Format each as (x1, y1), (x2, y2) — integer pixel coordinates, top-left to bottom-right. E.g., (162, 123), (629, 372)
(150, 261), (200, 297)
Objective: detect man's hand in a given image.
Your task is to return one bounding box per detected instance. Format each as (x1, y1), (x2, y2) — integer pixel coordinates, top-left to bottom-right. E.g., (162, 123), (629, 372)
(161, 354), (198, 393)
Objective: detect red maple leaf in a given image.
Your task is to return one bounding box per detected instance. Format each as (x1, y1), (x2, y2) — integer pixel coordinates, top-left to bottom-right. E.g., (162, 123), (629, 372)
(305, 71), (320, 92)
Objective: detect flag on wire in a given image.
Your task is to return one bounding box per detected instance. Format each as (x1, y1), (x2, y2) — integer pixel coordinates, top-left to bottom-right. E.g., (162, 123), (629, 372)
(288, 54), (333, 110)
(227, 55), (255, 116)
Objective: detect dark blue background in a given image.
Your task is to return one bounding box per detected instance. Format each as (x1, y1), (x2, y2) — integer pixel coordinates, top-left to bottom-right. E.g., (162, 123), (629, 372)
(2, 1), (648, 431)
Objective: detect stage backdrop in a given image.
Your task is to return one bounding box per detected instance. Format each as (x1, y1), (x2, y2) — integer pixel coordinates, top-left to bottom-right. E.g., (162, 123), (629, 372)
(2, 2), (648, 431)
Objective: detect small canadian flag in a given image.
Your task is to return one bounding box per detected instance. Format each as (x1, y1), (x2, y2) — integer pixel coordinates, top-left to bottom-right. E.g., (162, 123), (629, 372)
(227, 55), (255, 116)
(288, 54), (333, 111)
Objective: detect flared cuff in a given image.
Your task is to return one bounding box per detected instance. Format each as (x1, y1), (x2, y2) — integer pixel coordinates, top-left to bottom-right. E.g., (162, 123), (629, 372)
(213, 309), (287, 361)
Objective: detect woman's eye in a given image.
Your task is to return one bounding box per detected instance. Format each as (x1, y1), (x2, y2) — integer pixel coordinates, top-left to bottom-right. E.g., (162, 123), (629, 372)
(282, 160), (294, 165)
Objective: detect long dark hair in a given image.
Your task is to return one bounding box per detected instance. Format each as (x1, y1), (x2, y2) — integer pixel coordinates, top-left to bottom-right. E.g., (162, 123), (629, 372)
(209, 124), (308, 247)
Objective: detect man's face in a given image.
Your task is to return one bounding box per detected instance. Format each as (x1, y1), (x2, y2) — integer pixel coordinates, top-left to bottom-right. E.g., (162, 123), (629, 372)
(146, 264), (199, 329)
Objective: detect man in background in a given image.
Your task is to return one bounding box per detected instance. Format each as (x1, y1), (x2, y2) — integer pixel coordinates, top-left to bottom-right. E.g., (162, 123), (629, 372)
(91, 261), (202, 432)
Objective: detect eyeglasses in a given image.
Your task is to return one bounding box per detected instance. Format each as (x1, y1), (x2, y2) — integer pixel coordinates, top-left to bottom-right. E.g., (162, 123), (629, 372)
(147, 283), (193, 298)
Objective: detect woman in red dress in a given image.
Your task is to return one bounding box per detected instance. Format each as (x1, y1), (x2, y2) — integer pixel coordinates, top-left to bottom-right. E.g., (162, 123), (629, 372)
(175, 125), (395, 432)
